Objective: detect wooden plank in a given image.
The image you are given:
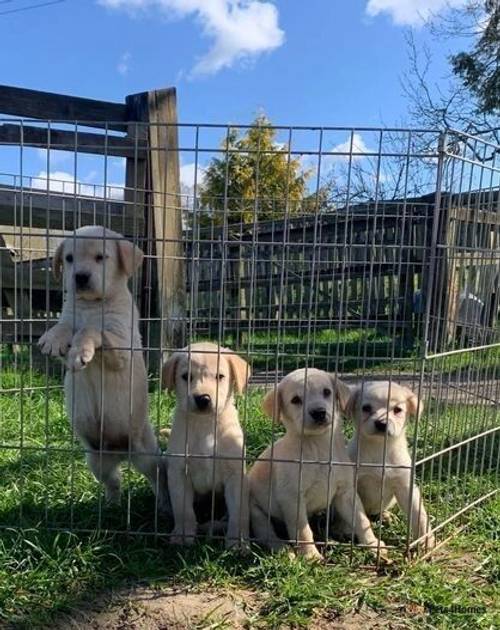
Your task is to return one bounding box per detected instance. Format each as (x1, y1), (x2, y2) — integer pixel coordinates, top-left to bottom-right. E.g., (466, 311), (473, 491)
(193, 262), (408, 292)
(0, 85), (128, 131)
(145, 87), (186, 349)
(0, 123), (147, 159)
(450, 206), (500, 227)
(187, 318), (412, 335)
(0, 186), (145, 234)
(2, 265), (53, 292)
(192, 213), (430, 244)
(124, 92), (150, 348)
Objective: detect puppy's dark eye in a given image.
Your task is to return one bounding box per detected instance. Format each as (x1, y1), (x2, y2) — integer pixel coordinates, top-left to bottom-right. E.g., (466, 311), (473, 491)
(362, 404), (372, 414)
(95, 254), (106, 262)
(291, 395), (302, 405)
(394, 406), (403, 414)
(217, 374), (225, 380)
(65, 254), (73, 263)
(323, 388), (332, 398)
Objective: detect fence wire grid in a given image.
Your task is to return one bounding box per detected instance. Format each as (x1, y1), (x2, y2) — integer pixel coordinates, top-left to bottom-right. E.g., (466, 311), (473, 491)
(0, 120), (499, 564)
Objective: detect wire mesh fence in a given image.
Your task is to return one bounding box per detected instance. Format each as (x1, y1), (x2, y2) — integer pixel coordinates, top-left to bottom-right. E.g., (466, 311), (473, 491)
(0, 117), (498, 564)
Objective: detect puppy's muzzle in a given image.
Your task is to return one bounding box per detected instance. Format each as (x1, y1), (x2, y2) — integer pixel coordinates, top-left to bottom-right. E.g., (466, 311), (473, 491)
(374, 419), (388, 432)
(309, 407), (327, 425)
(194, 394), (211, 412)
(75, 272), (91, 289)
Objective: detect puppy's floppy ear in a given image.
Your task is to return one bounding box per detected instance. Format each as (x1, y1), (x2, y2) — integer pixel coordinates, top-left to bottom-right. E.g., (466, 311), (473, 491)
(116, 236), (144, 277)
(52, 239), (65, 280)
(405, 387), (424, 419)
(161, 352), (181, 391)
(224, 349), (251, 394)
(262, 387), (281, 423)
(331, 375), (351, 413)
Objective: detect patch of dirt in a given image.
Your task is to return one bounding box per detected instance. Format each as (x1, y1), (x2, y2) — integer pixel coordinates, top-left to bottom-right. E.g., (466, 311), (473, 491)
(52, 586), (259, 630)
(314, 605), (414, 629)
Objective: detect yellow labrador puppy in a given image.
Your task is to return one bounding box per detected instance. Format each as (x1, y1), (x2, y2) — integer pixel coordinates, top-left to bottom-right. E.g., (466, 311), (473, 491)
(162, 342), (250, 549)
(38, 226), (166, 508)
(249, 368), (386, 561)
(345, 381), (435, 550)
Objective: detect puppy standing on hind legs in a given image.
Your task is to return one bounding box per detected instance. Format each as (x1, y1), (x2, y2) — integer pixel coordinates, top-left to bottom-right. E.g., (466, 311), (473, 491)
(162, 343), (250, 550)
(38, 226), (167, 510)
(345, 381), (435, 552)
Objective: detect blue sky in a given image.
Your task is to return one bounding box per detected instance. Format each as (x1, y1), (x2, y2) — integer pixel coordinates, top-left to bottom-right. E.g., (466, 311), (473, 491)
(0, 0), (469, 191)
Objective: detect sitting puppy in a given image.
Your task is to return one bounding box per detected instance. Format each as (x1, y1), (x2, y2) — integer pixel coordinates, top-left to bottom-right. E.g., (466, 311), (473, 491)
(249, 369), (386, 561)
(38, 226), (166, 509)
(345, 381), (435, 550)
(162, 342), (250, 549)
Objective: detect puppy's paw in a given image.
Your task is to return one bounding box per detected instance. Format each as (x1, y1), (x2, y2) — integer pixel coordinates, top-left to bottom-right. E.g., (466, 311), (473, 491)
(225, 536), (250, 554)
(298, 544), (323, 563)
(169, 528), (196, 546)
(67, 344), (95, 371)
(38, 326), (72, 358)
(422, 533), (436, 552)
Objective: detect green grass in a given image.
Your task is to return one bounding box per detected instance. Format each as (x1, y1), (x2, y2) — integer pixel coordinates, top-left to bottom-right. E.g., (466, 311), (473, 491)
(0, 500), (498, 628)
(183, 327), (500, 377)
(0, 342), (499, 627)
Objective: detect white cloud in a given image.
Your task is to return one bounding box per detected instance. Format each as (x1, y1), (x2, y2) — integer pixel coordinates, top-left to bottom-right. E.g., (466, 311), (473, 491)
(301, 133), (373, 174)
(117, 51), (131, 75)
(99, 0), (284, 75)
(180, 162), (206, 189)
(36, 148), (72, 167)
(365, 0), (467, 26)
(330, 133), (371, 158)
(31, 171), (124, 200)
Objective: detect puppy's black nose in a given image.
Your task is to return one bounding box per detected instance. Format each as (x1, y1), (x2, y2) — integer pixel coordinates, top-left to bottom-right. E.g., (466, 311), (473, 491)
(194, 394), (211, 411)
(310, 408), (327, 423)
(75, 272), (90, 288)
(374, 419), (387, 432)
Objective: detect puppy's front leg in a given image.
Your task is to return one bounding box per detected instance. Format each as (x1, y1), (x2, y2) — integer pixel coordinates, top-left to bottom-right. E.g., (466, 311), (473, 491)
(250, 501), (284, 551)
(224, 472), (250, 550)
(100, 329), (131, 371)
(334, 488), (388, 559)
(395, 482), (435, 550)
(168, 463), (197, 545)
(66, 328), (102, 371)
(66, 328), (130, 371)
(281, 496), (321, 561)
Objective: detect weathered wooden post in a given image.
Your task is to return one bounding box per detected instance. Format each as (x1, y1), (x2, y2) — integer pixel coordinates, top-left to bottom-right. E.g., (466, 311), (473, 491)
(125, 87), (186, 369)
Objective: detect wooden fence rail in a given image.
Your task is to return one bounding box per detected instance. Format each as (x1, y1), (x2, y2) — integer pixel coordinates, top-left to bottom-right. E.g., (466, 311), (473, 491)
(185, 200), (434, 337)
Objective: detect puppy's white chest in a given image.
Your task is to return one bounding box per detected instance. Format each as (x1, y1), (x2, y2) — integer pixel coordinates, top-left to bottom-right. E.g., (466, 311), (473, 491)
(188, 432), (223, 495)
(304, 462), (338, 514)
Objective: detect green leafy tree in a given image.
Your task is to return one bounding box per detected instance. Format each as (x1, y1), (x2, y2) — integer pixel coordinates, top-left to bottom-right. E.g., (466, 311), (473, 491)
(403, 1), (499, 146)
(199, 116), (309, 225)
(451, 0), (499, 114)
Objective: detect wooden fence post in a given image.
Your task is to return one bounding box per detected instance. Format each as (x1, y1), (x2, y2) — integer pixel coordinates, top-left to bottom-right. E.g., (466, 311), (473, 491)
(147, 88), (186, 355)
(125, 92), (150, 357)
(125, 88), (186, 368)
